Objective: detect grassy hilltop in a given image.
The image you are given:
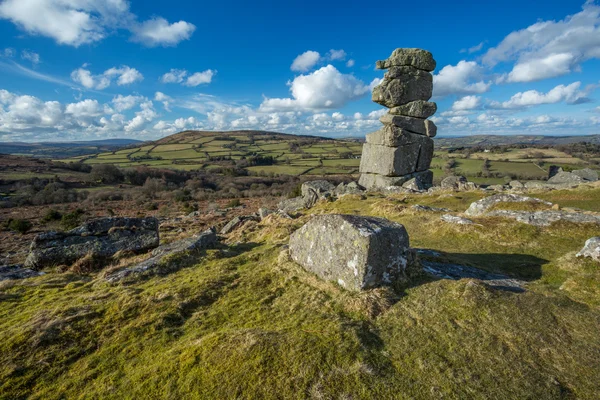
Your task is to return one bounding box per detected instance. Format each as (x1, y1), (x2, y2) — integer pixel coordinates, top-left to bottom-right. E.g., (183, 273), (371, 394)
(2, 184), (600, 399)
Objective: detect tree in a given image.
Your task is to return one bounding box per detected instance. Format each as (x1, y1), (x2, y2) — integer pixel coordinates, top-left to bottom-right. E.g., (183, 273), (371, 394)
(90, 164), (124, 184)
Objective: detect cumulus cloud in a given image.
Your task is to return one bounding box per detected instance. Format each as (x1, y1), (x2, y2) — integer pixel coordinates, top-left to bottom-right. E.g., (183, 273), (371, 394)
(260, 65), (375, 112)
(346, 59), (355, 67)
(433, 61), (491, 97)
(327, 49), (347, 61)
(160, 69), (216, 86)
(0, 0), (195, 47)
(482, 1), (600, 82)
(21, 50), (40, 65)
(154, 92), (172, 111)
(185, 70), (216, 86)
(3, 48), (15, 57)
(112, 94), (144, 112)
(452, 96), (482, 111)
(291, 51), (321, 72)
(130, 17), (195, 47)
(492, 82), (592, 109)
(70, 65), (143, 89)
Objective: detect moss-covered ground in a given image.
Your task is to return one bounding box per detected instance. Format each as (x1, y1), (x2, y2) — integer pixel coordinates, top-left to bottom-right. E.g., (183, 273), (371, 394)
(2, 186), (600, 399)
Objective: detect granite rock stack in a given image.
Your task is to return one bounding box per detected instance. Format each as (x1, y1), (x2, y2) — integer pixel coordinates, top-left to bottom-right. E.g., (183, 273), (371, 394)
(359, 48), (437, 190)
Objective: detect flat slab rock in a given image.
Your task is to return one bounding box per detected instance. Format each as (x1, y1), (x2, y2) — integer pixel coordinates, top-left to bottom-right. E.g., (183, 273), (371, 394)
(289, 214), (416, 291)
(421, 260), (525, 292)
(465, 194), (553, 216)
(0, 265), (45, 281)
(441, 214), (475, 225)
(106, 228), (218, 283)
(24, 217), (160, 270)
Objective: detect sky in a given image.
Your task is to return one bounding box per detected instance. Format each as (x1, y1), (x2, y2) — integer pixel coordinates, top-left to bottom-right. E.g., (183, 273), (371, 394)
(0, 0), (599, 142)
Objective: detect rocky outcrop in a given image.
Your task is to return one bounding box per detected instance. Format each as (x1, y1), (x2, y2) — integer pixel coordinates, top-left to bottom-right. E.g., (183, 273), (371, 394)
(24, 217), (159, 270)
(576, 237), (600, 262)
(334, 181), (364, 197)
(465, 194), (553, 217)
(547, 167), (598, 185)
(289, 214), (417, 291)
(106, 228), (217, 283)
(572, 168), (599, 182)
(0, 265), (45, 281)
(301, 180), (336, 208)
(359, 48), (437, 191)
(465, 194), (600, 226)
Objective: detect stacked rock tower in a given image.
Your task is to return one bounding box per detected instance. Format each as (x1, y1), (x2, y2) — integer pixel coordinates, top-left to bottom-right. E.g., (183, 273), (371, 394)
(359, 48), (437, 190)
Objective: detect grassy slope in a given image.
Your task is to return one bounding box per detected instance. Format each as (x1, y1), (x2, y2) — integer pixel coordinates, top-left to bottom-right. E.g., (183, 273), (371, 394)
(2, 187), (600, 399)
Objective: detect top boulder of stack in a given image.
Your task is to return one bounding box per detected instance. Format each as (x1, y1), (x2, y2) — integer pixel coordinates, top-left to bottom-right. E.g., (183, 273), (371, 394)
(376, 48), (436, 72)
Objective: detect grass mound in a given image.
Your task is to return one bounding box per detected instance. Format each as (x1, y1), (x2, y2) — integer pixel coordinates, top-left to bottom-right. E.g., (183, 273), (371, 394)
(2, 188), (600, 398)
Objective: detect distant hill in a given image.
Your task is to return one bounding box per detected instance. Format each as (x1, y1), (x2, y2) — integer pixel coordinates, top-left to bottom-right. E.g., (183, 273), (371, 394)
(0, 139), (143, 158)
(434, 134), (600, 148)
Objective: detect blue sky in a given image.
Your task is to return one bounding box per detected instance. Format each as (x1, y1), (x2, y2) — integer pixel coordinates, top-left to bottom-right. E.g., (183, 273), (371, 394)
(0, 0), (599, 142)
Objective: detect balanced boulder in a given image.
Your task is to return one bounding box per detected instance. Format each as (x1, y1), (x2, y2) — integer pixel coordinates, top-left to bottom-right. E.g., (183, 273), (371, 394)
(360, 48), (437, 190)
(24, 217), (159, 270)
(289, 214), (416, 291)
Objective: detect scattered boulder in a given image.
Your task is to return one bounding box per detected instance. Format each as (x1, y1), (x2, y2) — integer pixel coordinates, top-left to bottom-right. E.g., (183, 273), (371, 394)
(440, 175), (477, 191)
(509, 180), (524, 189)
(412, 205), (451, 212)
(301, 180), (336, 208)
(289, 214), (416, 291)
(576, 237), (600, 262)
(465, 194), (553, 217)
(24, 217), (159, 270)
(106, 228), (218, 283)
(335, 181), (364, 197)
(220, 215), (257, 235)
(548, 171), (584, 185)
(441, 214), (475, 225)
(488, 184), (507, 191)
(402, 177), (426, 191)
(277, 196), (306, 213)
(258, 208), (274, 220)
(0, 265), (45, 281)
(572, 168), (599, 182)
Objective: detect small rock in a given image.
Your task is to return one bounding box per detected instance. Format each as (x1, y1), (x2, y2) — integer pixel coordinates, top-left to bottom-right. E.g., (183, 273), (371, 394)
(0, 265), (45, 281)
(220, 215), (257, 235)
(258, 208), (273, 220)
(412, 205), (451, 212)
(440, 175), (477, 191)
(509, 180), (524, 189)
(302, 180), (336, 208)
(441, 214), (475, 225)
(277, 196), (306, 213)
(576, 237), (600, 262)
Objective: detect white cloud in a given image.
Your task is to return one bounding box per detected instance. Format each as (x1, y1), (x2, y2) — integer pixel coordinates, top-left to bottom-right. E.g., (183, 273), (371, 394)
(160, 69), (215, 86)
(185, 70), (216, 86)
(154, 92), (172, 111)
(70, 65), (143, 89)
(506, 53), (575, 83)
(161, 69), (187, 84)
(346, 59), (355, 67)
(104, 66), (143, 85)
(483, 1), (600, 82)
(327, 49), (347, 61)
(260, 65), (374, 112)
(65, 99), (103, 118)
(433, 61), (491, 97)
(592, 106), (600, 113)
(291, 50), (321, 72)
(112, 94), (144, 112)
(21, 50), (40, 65)
(3, 48), (15, 57)
(452, 95), (482, 111)
(492, 82), (591, 109)
(460, 42), (485, 54)
(131, 17), (195, 47)
(0, 0), (194, 48)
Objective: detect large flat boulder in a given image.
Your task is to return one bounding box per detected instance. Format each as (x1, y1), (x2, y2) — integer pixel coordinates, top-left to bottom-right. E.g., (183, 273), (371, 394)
(379, 114), (437, 137)
(359, 141), (433, 177)
(572, 168), (599, 182)
(359, 170), (433, 190)
(376, 48), (436, 72)
(289, 214), (416, 291)
(106, 228), (217, 283)
(465, 194), (553, 216)
(24, 217), (159, 270)
(372, 75), (433, 109)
